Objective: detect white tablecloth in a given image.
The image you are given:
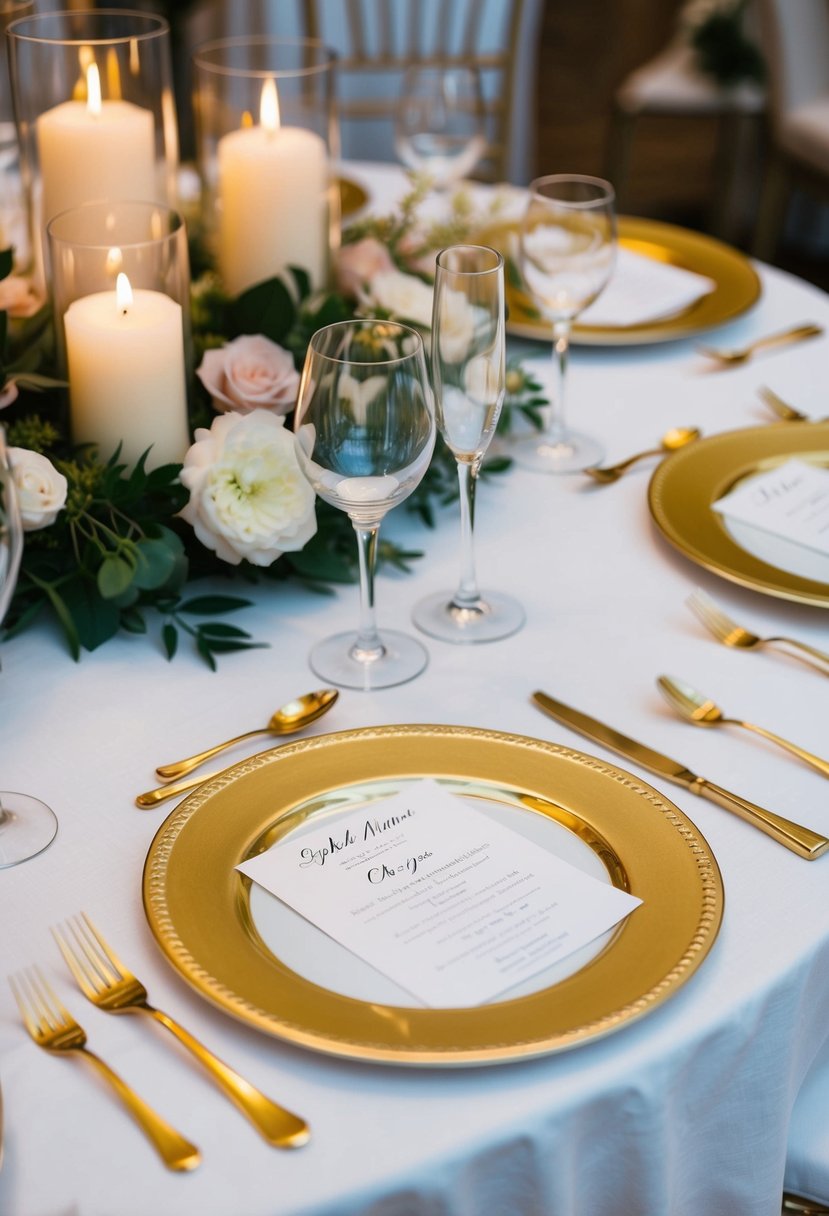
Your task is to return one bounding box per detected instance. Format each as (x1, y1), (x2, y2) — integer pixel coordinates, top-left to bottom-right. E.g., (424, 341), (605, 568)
(2, 167), (829, 1216)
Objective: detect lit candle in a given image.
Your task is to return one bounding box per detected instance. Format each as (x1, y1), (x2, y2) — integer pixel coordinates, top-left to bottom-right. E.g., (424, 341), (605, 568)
(217, 78), (328, 296)
(63, 271), (189, 469)
(36, 63), (156, 230)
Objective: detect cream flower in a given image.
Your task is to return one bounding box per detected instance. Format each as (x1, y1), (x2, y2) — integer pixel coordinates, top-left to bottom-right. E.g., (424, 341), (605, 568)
(367, 270), (435, 329)
(0, 275), (44, 319)
(437, 288), (479, 363)
(335, 237), (396, 298)
(8, 447), (67, 531)
(197, 334), (300, 416)
(179, 411), (317, 567)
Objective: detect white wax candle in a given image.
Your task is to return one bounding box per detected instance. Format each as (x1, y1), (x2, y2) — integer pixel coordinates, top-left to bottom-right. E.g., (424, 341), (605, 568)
(217, 82), (328, 296)
(64, 275), (189, 470)
(36, 65), (156, 229)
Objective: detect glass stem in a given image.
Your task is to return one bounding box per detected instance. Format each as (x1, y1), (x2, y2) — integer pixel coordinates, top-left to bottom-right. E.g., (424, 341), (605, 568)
(545, 319), (572, 446)
(452, 459), (481, 610)
(351, 522), (385, 663)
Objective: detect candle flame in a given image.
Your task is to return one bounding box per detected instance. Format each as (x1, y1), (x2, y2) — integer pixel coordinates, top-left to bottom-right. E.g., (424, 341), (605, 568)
(260, 78), (280, 134)
(86, 63), (102, 118)
(116, 272), (133, 314)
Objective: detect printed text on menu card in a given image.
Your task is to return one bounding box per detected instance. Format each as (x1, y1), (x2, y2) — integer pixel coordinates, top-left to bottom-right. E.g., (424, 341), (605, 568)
(713, 459), (829, 556)
(237, 779), (641, 1008)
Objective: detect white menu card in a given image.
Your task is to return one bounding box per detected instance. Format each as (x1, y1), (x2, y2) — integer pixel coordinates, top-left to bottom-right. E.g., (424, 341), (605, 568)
(237, 780), (642, 1008)
(712, 459), (829, 558)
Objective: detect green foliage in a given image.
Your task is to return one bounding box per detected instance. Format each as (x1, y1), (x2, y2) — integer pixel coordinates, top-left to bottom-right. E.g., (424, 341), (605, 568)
(689, 1), (766, 88)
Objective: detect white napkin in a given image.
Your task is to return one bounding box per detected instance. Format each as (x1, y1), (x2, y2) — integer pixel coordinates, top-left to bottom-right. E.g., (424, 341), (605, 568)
(580, 246), (716, 327)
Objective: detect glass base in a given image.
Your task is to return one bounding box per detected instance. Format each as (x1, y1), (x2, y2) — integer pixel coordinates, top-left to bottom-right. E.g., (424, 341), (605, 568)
(0, 791), (58, 868)
(412, 590), (525, 644)
(309, 629), (428, 691)
(512, 429), (604, 474)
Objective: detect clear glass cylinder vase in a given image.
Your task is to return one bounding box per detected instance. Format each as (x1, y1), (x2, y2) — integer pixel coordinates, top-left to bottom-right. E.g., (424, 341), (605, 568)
(192, 36), (338, 298)
(7, 8), (180, 283)
(47, 200), (191, 471)
(0, 1), (35, 268)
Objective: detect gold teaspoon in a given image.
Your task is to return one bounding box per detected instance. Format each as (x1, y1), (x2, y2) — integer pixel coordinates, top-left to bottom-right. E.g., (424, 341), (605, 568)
(657, 676), (829, 778)
(155, 689), (339, 781)
(697, 322), (823, 367)
(584, 427), (700, 484)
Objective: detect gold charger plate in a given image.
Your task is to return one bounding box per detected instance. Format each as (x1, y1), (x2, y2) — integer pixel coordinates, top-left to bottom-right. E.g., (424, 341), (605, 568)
(338, 175), (368, 219)
(649, 421), (829, 607)
(479, 215), (761, 345)
(143, 725), (722, 1067)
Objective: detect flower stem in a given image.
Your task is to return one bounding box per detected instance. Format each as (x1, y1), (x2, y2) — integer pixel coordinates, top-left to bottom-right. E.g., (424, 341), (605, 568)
(351, 523), (385, 663)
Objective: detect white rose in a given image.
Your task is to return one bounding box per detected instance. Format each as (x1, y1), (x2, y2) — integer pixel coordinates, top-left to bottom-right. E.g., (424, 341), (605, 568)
(437, 288), (479, 363)
(8, 447), (67, 531)
(179, 411), (317, 567)
(368, 270), (435, 329)
(196, 334), (300, 416)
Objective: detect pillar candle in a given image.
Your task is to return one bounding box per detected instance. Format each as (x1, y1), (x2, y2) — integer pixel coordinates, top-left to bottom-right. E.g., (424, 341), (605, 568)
(64, 272), (189, 469)
(217, 78), (328, 296)
(36, 64), (155, 230)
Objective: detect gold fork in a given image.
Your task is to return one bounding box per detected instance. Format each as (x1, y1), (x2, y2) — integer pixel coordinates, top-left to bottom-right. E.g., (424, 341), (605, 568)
(8, 966), (200, 1172)
(53, 914), (309, 1149)
(757, 385), (810, 423)
(687, 588), (829, 675)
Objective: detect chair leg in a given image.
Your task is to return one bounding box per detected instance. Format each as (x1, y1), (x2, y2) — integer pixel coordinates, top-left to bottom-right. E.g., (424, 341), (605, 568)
(605, 105), (637, 211)
(782, 1192), (829, 1214)
(753, 152), (791, 262)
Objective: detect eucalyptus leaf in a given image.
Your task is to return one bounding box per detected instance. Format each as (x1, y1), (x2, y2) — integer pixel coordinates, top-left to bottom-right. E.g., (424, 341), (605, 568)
(97, 555), (136, 599)
(132, 538), (177, 590)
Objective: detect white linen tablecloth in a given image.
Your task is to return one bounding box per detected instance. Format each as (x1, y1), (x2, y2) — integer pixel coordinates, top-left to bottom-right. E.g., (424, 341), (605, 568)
(2, 168), (829, 1216)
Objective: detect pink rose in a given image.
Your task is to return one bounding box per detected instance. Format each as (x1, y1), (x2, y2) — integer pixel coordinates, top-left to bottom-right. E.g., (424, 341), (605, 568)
(0, 275), (44, 319)
(0, 381), (19, 409)
(196, 334), (300, 416)
(335, 237), (395, 298)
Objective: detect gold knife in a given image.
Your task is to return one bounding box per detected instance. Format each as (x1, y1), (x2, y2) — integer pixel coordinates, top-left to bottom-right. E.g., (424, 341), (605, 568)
(532, 690), (829, 860)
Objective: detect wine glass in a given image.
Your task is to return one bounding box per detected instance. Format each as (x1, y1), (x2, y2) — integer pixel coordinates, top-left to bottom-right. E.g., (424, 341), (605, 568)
(0, 427), (58, 867)
(293, 320), (436, 690)
(412, 244), (524, 644)
(514, 174), (616, 474)
(394, 65), (486, 192)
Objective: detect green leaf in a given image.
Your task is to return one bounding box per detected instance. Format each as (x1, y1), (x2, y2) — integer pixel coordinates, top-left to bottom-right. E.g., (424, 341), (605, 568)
(230, 277), (295, 343)
(196, 636), (218, 670)
(195, 622), (253, 640)
(132, 538), (177, 590)
(97, 555), (136, 599)
(287, 266), (312, 301)
(120, 607), (147, 634)
(178, 594), (252, 616)
(199, 639), (268, 655)
(61, 580), (120, 652)
(0, 247), (12, 281)
(39, 584), (81, 660)
(162, 622), (178, 661)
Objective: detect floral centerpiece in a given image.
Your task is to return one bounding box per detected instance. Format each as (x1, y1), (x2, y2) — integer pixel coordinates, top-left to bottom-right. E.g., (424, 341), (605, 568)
(0, 177), (546, 666)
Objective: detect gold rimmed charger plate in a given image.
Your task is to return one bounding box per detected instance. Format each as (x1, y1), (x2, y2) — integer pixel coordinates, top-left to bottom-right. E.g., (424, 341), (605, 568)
(649, 421), (829, 607)
(479, 215), (761, 345)
(338, 175), (368, 218)
(143, 725), (722, 1067)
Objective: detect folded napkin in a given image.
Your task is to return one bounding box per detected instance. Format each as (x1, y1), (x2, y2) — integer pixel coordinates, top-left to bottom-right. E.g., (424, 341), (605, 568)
(580, 246), (716, 327)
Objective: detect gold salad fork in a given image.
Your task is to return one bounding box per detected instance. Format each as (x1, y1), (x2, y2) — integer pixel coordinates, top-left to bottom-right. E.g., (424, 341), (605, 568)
(697, 322), (823, 367)
(9, 966), (201, 1172)
(53, 915), (309, 1148)
(687, 588), (829, 675)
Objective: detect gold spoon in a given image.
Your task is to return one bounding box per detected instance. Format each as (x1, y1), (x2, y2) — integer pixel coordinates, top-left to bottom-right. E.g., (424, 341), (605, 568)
(657, 675), (829, 778)
(697, 322), (823, 367)
(584, 427), (700, 484)
(154, 689), (339, 781)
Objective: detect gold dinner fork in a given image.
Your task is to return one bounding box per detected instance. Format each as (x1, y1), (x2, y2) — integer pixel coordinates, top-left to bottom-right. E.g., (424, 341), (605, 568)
(53, 914), (309, 1149)
(8, 966), (201, 1172)
(687, 588), (829, 675)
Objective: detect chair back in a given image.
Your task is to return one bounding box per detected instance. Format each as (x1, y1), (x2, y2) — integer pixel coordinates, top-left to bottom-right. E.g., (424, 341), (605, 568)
(757, 0), (829, 133)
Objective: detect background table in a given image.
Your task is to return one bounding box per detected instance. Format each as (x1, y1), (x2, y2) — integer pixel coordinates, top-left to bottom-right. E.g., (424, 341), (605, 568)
(2, 170), (829, 1216)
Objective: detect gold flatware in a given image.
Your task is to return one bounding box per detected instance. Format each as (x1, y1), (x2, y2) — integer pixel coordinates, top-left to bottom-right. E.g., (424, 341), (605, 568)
(8, 966), (201, 1171)
(757, 385), (810, 422)
(137, 769), (224, 808)
(53, 914), (309, 1148)
(697, 322), (823, 367)
(532, 690), (829, 859)
(155, 688), (338, 781)
(657, 675), (829, 778)
(584, 426), (700, 484)
(687, 588), (829, 675)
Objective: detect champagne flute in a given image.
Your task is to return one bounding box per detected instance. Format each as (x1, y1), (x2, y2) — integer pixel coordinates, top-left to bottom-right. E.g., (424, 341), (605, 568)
(0, 427), (58, 867)
(394, 65), (486, 192)
(514, 174), (616, 473)
(294, 320), (436, 690)
(413, 244), (524, 643)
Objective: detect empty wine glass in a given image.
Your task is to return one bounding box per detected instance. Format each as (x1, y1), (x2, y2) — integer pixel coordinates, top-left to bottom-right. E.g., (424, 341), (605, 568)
(395, 65), (486, 192)
(294, 320), (436, 690)
(413, 244), (524, 643)
(0, 427), (58, 867)
(514, 174), (616, 474)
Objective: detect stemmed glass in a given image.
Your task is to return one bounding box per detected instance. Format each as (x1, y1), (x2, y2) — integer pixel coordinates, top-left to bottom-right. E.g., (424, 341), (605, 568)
(413, 244), (524, 643)
(294, 320), (436, 690)
(0, 427), (58, 867)
(394, 65), (486, 192)
(514, 174), (616, 473)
